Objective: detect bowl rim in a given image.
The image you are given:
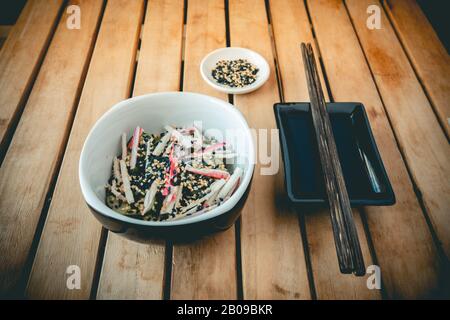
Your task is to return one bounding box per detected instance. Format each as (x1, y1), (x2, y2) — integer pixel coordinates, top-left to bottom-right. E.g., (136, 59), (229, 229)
(199, 47), (270, 94)
(79, 91), (255, 226)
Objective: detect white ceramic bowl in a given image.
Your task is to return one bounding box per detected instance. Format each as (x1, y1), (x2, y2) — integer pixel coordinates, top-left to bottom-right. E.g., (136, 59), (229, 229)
(200, 47), (270, 94)
(79, 92), (255, 241)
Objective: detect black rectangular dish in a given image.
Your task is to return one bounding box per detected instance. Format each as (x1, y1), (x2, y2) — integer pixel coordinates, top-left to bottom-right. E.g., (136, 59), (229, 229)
(274, 102), (395, 206)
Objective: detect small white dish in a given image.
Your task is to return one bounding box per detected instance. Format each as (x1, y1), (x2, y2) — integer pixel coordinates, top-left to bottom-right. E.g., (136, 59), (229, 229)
(200, 47), (270, 94)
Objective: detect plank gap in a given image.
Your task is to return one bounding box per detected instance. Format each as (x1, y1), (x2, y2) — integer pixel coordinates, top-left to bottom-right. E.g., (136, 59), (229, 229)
(234, 218), (244, 300)
(183, 0), (188, 24)
(264, 0), (283, 102)
(134, 1), (148, 64)
(165, 0), (189, 299)
(225, 0), (233, 105)
(298, 213), (317, 300)
(303, 0), (333, 102)
(224, 0), (242, 299)
(89, 227), (109, 300)
(179, 60), (185, 91)
(178, 1), (187, 92)
(225, 0), (231, 47)
(163, 241), (174, 300)
(141, 0), (149, 37)
(128, 0), (149, 100)
(316, 55), (334, 104)
(358, 208), (388, 299)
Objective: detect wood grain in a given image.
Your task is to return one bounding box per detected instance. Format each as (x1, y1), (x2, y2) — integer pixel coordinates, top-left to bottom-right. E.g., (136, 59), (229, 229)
(170, 0), (237, 300)
(0, 0), (103, 297)
(269, 0), (379, 299)
(0, 0), (63, 154)
(26, 0), (145, 299)
(0, 25), (12, 38)
(97, 0), (184, 300)
(346, 0), (450, 265)
(307, 0), (441, 298)
(229, 0), (311, 299)
(384, 0), (450, 138)
(133, 0), (185, 95)
(0, 25), (13, 49)
(97, 234), (166, 299)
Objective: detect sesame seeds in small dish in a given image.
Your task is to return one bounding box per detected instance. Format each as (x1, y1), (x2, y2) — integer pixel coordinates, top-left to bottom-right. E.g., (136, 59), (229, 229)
(200, 47), (270, 94)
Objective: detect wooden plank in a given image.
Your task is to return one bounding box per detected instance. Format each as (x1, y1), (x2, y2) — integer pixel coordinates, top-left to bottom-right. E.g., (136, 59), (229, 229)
(170, 0), (237, 300)
(0, 0), (63, 154)
(133, 0), (185, 95)
(384, 0), (450, 138)
(347, 0), (450, 266)
(0, 0), (103, 298)
(182, 0), (226, 99)
(269, 0), (379, 300)
(306, 0), (441, 298)
(0, 25), (13, 49)
(26, 0), (145, 299)
(97, 0), (184, 300)
(0, 25), (13, 38)
(306, 213), (378, 299)
(97, 233), (166, 299)
(229, 0), (311, 299)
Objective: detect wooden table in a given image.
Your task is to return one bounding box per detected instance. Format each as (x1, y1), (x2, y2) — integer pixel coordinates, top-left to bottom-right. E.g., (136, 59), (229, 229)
(0, 0), (449, 300)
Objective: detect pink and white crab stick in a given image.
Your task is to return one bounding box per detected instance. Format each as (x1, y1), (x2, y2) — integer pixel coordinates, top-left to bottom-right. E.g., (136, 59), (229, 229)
(130, 126), (142, 170)
(185, 165), (230, 180)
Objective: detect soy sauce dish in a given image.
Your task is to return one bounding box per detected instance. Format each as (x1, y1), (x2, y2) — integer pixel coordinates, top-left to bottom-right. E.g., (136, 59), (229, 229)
(79, 92), (255, 242)
(274, 102), (395, 207)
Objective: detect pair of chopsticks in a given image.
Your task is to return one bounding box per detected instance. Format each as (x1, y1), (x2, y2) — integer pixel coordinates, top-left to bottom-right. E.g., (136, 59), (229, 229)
(301, 43), (365, 276)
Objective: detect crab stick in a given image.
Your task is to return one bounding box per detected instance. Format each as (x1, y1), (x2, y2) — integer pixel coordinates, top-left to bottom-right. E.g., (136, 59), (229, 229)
(110, 180), (127, 202)
(174, 185), (183, 209)
(130, 126), (141, 170)
(218, 167), (242, 200)
(142, 180), (159, 215)
(113, 157), (122, 182)
(121, 133), (127, 160)
(203, 142), (225, 153)
(161, 186), (179, 214)
(192, 126), (203, 153)
(165, 125), (192, 149)
(119, 159), (135, 204)
(206, 179), (226, 206)
(152, 132), (171, 156)
(185, 165), (230, 180)
(128, 127), (143, 149)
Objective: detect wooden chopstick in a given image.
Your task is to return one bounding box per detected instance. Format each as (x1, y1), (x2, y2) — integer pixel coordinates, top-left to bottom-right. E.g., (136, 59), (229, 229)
(306, 43), (366, 276)
(301, 43), (365, 276)
(300, 43), (353, 273)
